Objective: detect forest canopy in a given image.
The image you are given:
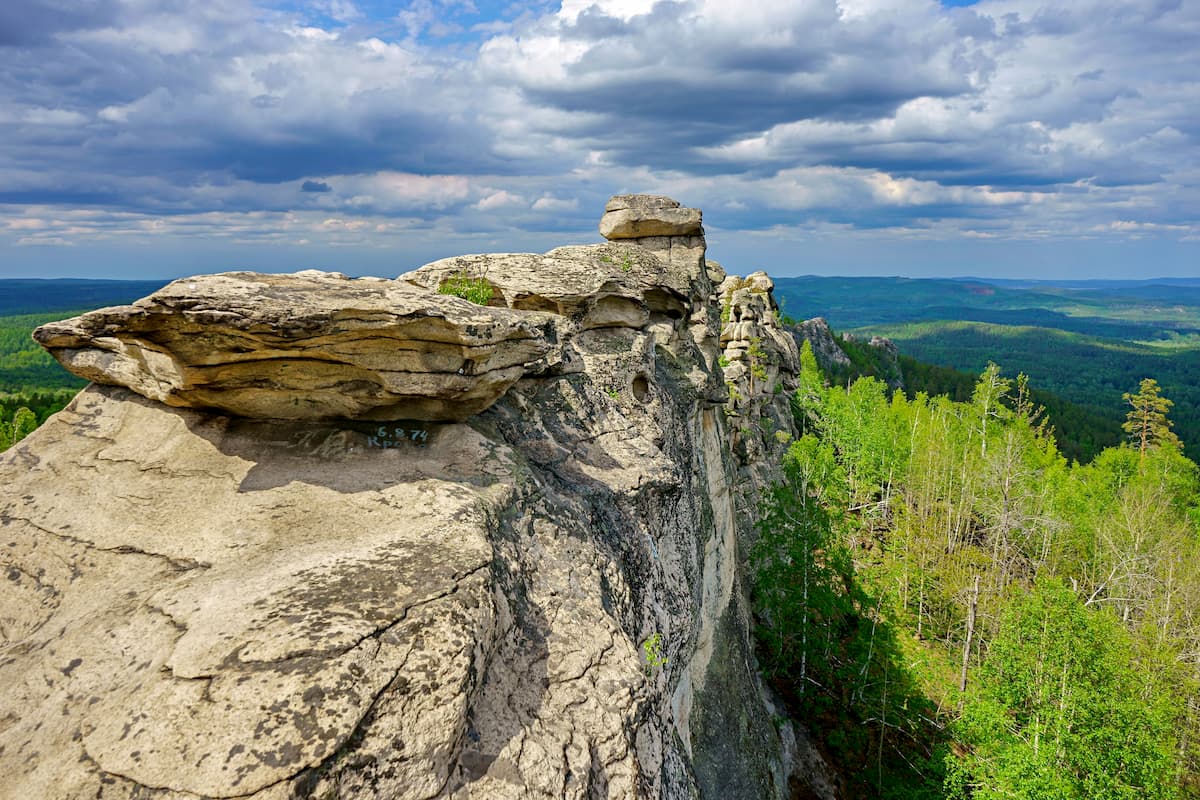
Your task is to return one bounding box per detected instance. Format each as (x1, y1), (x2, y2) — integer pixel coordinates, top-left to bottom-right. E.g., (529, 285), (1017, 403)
(755, 342), (1200, 798)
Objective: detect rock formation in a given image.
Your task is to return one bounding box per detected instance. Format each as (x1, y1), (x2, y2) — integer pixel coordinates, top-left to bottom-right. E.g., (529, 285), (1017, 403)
(789, 317), (904, 390)
(0, 197), (833, 799)
(33, 271), (553, 422)
(790, 317), (852, 373)
(717, 272), (800, 472)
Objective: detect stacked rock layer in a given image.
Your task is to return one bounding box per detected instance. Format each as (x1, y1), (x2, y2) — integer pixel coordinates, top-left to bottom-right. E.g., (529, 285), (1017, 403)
(0, 196), (835, 799)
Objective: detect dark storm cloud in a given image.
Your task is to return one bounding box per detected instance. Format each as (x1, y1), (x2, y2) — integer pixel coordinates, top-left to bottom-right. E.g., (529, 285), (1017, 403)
(0, 0), (122, 46)
(0, 0), (547, 220)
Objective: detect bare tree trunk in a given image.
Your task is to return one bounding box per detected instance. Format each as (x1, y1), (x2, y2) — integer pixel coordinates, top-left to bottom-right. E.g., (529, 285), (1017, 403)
(960, 574), (980, 693)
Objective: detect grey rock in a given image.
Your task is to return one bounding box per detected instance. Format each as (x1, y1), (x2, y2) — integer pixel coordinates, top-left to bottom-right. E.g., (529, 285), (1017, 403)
(791, 317), (852, 371)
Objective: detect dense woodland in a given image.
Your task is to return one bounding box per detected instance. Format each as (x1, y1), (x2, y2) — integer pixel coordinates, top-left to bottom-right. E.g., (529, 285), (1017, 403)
(755, 342), (1200, 798)
(807, 324), (1123, 464)
(867, 320), (1200, 461)
(773, 276), (1200, 463)
(0, 311), (88, 452)
(0, 280), (162, 453)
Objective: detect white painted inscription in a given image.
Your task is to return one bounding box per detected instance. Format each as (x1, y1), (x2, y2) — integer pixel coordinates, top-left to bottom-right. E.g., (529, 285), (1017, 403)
(367, 424), (429, 448)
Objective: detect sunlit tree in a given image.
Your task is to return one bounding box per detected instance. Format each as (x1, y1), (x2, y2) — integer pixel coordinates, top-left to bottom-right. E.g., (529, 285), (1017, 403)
(1124, 378), (1181, 455)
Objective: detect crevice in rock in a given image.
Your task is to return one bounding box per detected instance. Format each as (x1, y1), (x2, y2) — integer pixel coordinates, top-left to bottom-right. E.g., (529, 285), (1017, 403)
(0, 513), (209, 572)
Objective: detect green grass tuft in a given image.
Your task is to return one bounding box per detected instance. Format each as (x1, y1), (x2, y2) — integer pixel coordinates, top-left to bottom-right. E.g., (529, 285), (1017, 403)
(437, 273), (494, 305)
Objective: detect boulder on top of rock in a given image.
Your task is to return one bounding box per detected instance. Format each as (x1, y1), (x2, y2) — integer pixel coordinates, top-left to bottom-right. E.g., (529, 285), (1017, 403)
(401, 243), (693, 332)
(33, 270), (551, 422)
(599, 194), (703, 239)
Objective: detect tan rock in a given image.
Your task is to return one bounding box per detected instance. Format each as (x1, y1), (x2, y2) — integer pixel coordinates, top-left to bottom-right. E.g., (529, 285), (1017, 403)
(0, 387), (508, 799)
(400, 244), (691, 331)
(2, 196), (835, 800)
(33, 271), (551, 422)
(599, 194), (703, 239)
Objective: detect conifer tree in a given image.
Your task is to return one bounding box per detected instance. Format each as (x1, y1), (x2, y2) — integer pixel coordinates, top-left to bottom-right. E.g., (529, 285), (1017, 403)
(1123, 378), (1181, 455)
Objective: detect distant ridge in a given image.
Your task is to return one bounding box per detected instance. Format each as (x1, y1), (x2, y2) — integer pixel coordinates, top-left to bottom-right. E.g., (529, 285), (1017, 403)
(960, 276), (1200, 290)
(0, 278), (169, 315)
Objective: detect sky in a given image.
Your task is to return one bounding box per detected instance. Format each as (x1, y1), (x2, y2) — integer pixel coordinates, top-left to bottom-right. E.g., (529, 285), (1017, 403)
(0, 0), (1197, 280)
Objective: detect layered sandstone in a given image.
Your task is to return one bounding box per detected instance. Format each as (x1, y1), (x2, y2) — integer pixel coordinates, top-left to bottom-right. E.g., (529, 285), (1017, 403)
(0, 196), (832, 800)
(33, 271), (552, 422)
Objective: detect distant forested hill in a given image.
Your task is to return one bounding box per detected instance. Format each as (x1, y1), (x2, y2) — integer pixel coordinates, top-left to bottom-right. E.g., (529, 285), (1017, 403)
(773, 275), (1200, 339)
(774, 275), (1200, 461)
(0, 279), (167, 316)
(0, 280), (168, 447)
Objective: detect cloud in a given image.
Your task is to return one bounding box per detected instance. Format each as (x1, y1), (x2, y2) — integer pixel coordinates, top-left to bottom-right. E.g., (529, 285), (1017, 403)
(0, 0), (1197, 277)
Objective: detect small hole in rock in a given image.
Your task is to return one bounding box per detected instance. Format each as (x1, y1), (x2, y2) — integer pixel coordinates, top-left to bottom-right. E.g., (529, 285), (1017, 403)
(631, 375), (650, 403)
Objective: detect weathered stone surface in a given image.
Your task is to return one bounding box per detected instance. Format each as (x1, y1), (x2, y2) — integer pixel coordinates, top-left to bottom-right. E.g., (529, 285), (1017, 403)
(790, 316), (852, 371)
(401, 243), (694, 332)
(600, 194), (703, 239)
(33, 271), (551, 422)
(0, 386), (507, 799)
(2, 196), (837, 799)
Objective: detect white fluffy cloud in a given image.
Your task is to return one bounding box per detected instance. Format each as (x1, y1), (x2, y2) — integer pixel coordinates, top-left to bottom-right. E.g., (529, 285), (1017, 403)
(0, 0), (1197, 276)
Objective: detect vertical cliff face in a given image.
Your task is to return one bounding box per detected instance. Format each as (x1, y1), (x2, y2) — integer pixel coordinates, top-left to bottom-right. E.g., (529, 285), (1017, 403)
(1, 196), (808, 799)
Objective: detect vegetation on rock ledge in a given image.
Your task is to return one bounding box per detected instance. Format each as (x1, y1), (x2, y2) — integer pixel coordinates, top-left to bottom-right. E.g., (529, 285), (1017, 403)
(437, 272), (495, 305)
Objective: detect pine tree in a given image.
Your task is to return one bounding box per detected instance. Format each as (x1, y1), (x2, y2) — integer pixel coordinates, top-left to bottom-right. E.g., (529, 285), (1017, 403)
(1123, 378), (1181, 455)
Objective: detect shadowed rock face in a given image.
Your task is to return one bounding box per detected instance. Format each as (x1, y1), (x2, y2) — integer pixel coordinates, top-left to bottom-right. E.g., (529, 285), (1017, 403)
(33, 271), (552, 422)
(1, 196), (833, 800)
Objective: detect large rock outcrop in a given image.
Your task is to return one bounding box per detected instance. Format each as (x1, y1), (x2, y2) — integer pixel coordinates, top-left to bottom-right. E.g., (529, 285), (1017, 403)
(788, 317), (904, 390)
(33, 271), (553, 422)
(0, 196), (829, 799)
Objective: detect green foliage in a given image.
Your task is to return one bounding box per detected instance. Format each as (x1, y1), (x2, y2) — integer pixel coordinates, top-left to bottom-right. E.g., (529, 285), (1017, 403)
(757, 352), (1200, 797)
(860, 320), (1200, 459)
(900, 355), (1121, 463)
(827, 334), (903, 388)
(437, 272), (494, 305)
(0, 401), (57, 452)
(0, 309), (86, 450)
(754, 436), (946, 797)
(0, 311), (89, 395)
(771, 275), (1200, 339)
(1124, 377), (1181, 454)
(747, 336), (769, 386)
(794, 340), (826, 435)
(642, 633), (668, 676)
(950, 579), (1178, 800)
(772, 275), (1200, 459)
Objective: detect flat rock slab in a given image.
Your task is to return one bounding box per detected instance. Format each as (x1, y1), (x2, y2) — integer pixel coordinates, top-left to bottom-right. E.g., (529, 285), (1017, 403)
(33, 271), (550, 421)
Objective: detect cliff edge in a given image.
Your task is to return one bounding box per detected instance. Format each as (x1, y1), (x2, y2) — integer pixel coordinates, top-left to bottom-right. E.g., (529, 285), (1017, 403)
(0, 196), (830, 799)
